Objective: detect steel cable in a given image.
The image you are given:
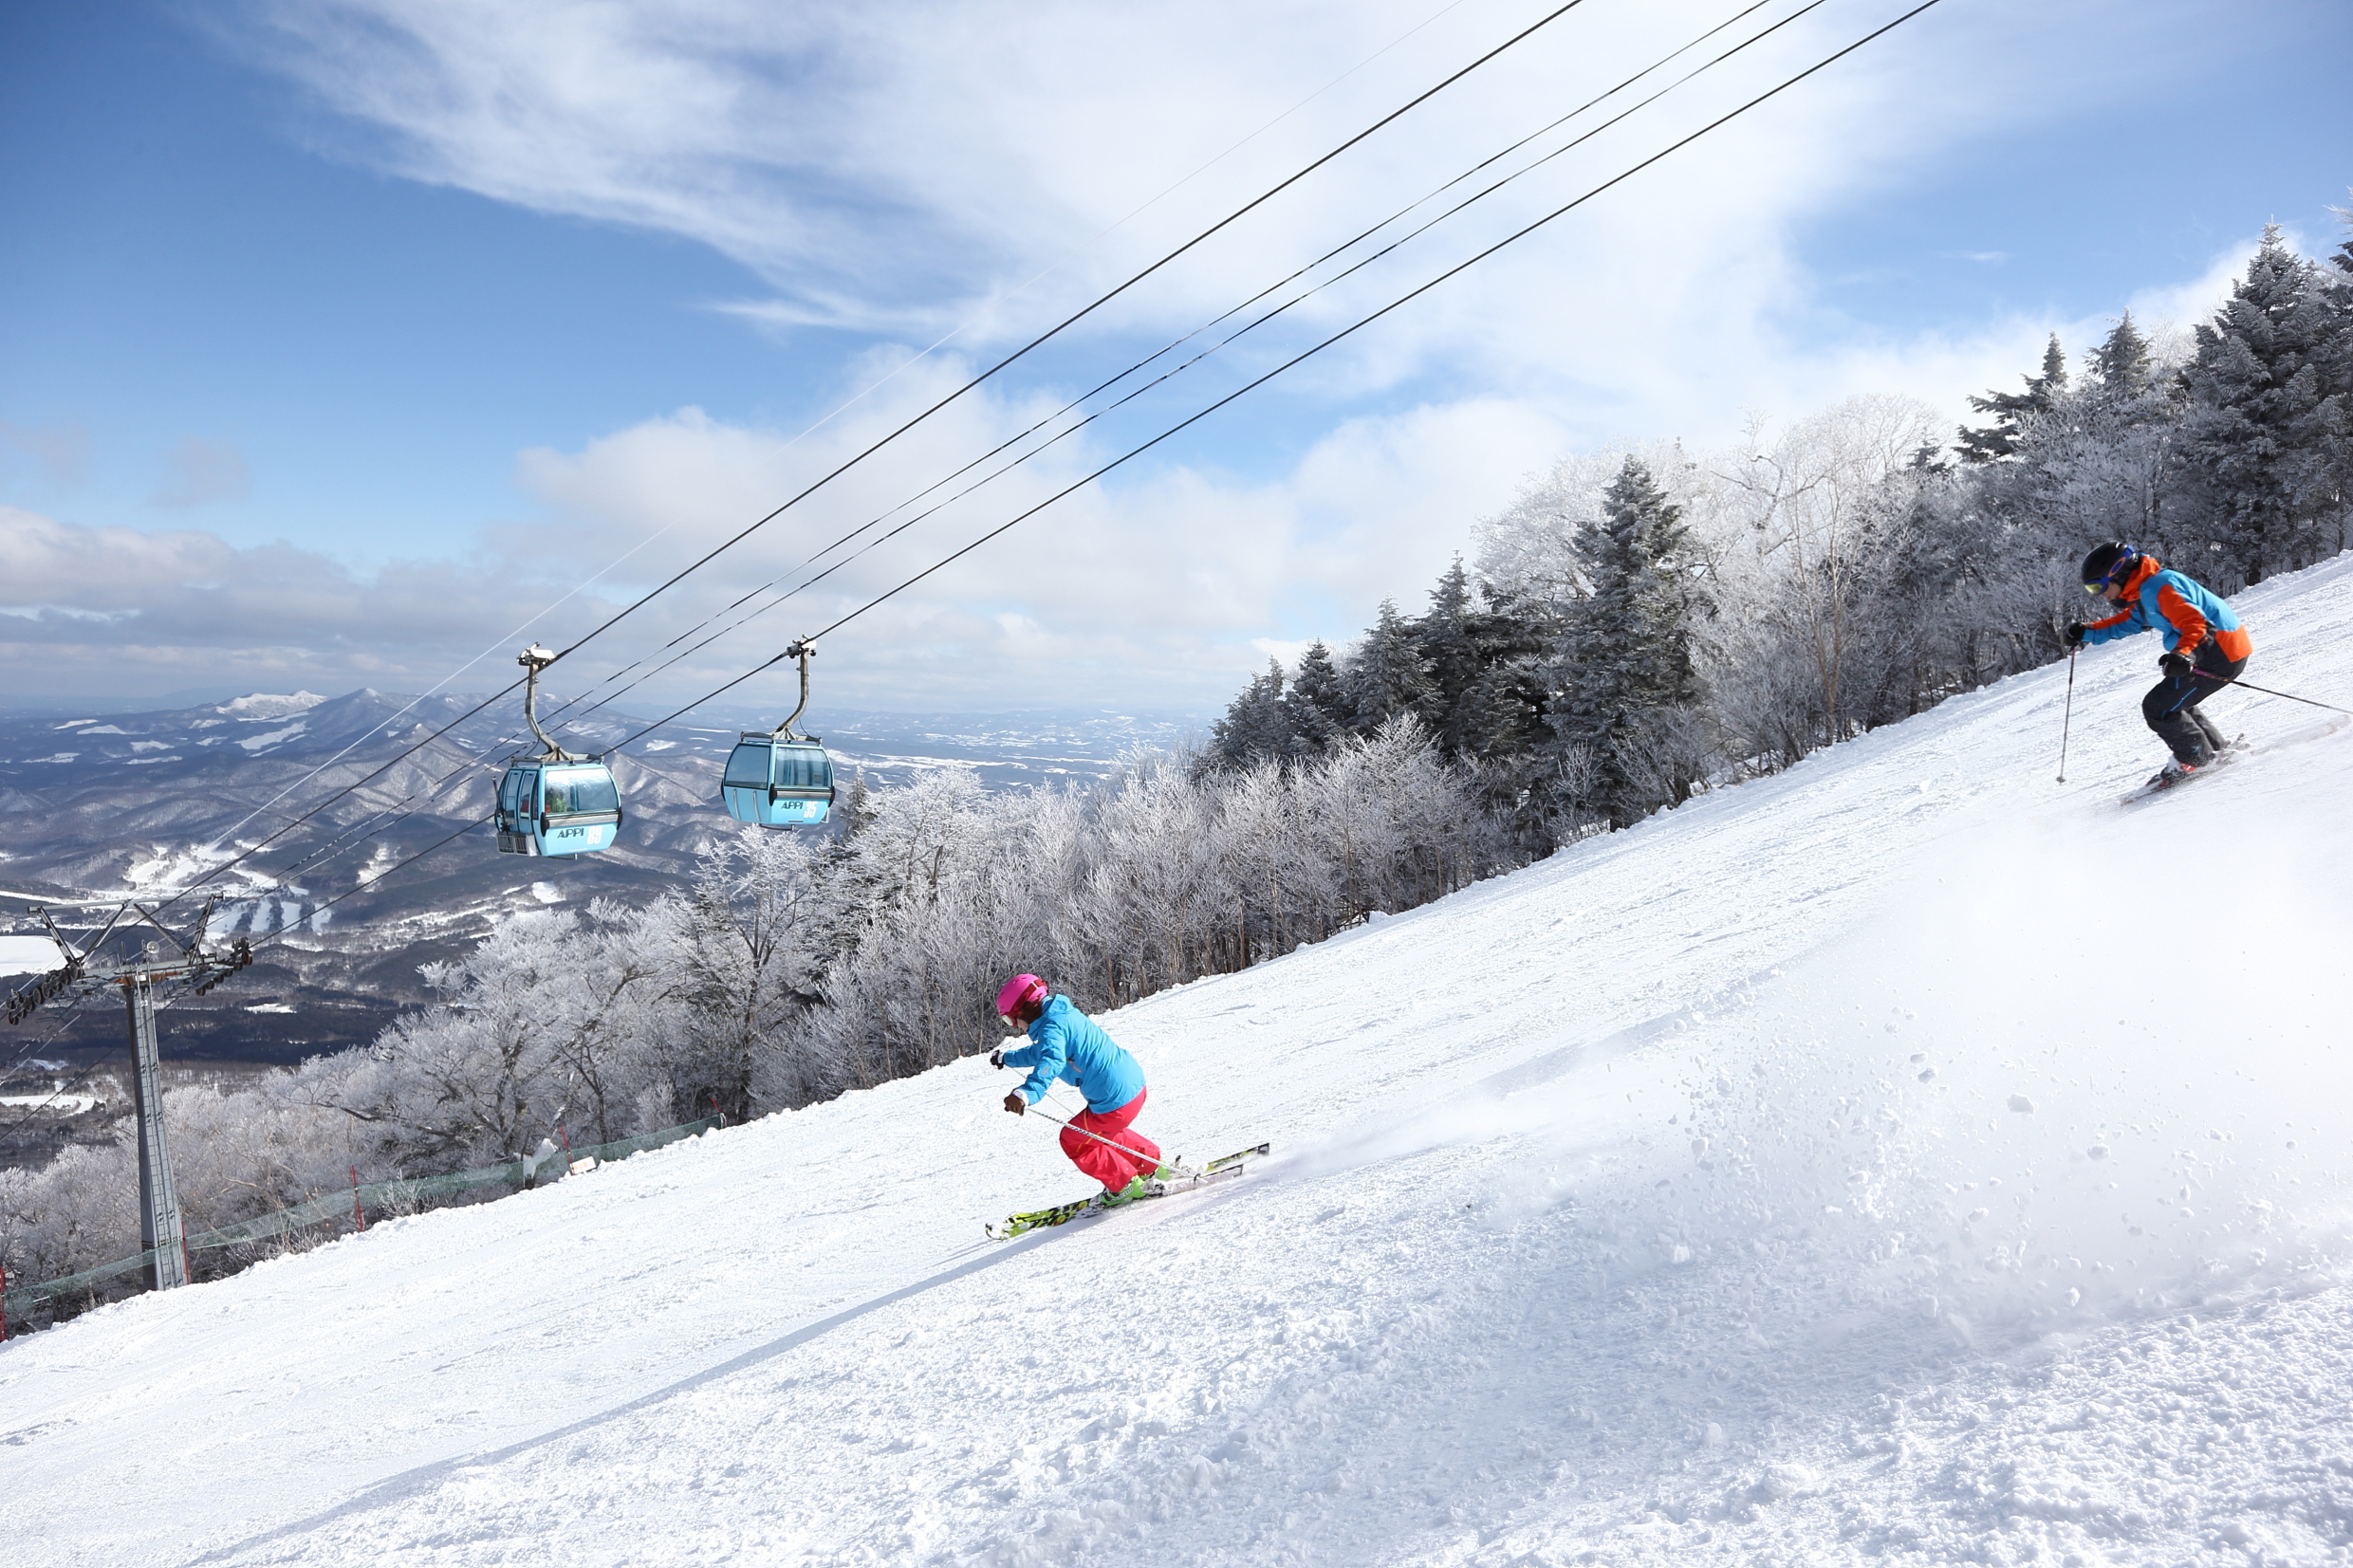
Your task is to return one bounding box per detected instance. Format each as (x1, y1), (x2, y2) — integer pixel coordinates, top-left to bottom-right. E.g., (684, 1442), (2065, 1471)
(535, 0), (1806, 738)
(127, 0), (1595, 929)
(123, 0), (1948, 966)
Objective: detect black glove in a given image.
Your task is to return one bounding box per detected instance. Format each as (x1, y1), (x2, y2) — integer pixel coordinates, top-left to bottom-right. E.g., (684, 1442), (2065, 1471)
(2159, 651), (2193, 678)
(1003, 1092), (1027, 1116)
(2063, 623), (2088, 649)
(990, 1047), (1005, 1069)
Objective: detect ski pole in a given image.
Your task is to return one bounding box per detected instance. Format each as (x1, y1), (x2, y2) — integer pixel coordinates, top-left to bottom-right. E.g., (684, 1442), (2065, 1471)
(2204, 673), (2352, 716)
(1023, 1104), (1191, 1178)
(2056, 647), (2077, 782)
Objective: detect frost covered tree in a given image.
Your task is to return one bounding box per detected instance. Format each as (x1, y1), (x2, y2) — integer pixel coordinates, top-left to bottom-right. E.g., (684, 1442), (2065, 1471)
(1956, 333), (2068, 464)
(1542, 457), (1713, 825)
(798, 769), (1012, 1092)
(1210, 660), (1296, 767)
(639, 830), (829, 1120)
(1342, 600), (1433, 732)
(2179, 226), (2333, 583)
(1283, 640), (1348, 755)
(293, 905), (676, 1168)
(1714, 397), (1941, 755)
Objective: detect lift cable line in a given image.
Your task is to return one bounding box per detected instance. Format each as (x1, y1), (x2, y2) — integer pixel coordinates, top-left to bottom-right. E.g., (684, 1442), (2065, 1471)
(417, 0), (1495, 746)
(189, 0), (1945, 915)
(0, 1002), (108, 1153)
(272, 0), (1720, 884)
(797, 0), (1949, 651)
(136, 0), (1938, 948)
(528, 0), (1601, 673)
(188, 529), (688, 870)
(18, 4), (1510, 940)
(140, 678), (529, 929)
(523, 0), (1954, 782)
(238, 814), (493, 968)
(533, 0), (1814, 741)
(705, 0), (1487, 465)
(126, 0), (1593, 928)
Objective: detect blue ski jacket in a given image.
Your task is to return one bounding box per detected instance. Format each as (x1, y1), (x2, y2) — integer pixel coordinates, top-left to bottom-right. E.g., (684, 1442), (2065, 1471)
(1002, 995), (1145, 1113)
(2080, 556), (2251, 661)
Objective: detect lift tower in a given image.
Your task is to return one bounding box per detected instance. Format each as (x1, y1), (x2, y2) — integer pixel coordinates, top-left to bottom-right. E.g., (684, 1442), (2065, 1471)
(5, 903), (251, 1292)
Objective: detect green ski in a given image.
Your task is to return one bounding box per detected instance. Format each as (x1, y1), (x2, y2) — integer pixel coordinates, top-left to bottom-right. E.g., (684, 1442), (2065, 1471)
(985, 1142), (1272, 1240)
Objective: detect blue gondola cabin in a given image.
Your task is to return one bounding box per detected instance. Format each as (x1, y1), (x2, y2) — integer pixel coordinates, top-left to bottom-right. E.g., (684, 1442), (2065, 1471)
(721, 735), (835, 826)
(496, 760), (624, 857)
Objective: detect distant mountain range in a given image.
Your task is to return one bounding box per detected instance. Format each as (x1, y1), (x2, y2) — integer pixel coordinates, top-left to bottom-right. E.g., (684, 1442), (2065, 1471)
(0, 688), (1199, 1065)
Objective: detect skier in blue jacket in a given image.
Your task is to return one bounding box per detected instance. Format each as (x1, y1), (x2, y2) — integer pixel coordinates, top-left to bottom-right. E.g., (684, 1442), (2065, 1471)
(2066, 541), (2252, 784)
(991, 973), (1166, 1204)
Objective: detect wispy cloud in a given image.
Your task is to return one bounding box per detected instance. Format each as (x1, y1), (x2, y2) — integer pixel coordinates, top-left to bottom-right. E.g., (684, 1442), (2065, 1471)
(220, 3), (2115, 367)
(150, 436), (253, 509)
(0, 420), (93, 486)
(38, 0), (2266, 708)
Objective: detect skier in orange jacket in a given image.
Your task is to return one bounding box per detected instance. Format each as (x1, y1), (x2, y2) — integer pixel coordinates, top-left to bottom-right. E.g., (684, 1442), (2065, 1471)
(2066, 542), (2251, 784)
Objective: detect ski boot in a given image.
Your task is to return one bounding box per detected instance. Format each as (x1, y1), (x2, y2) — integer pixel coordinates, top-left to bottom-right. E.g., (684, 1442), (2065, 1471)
(1099, 1174), (1151, 1208)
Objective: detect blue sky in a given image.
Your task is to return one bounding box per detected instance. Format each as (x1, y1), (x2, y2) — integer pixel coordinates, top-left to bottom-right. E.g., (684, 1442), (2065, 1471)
(3, 0), (2347, 711)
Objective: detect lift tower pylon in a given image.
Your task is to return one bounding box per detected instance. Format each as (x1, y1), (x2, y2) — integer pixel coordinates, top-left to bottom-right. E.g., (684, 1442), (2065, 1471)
(5, 903), (252, 1292)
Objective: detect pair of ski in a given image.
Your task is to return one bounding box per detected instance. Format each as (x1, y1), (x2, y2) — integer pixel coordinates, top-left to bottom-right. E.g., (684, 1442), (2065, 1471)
(2121, 733), (2247, 803)
(985, 1142), (1271, 1240)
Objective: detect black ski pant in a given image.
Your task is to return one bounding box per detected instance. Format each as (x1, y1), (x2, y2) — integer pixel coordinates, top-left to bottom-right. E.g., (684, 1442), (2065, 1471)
(2142, 642), (2244, 765)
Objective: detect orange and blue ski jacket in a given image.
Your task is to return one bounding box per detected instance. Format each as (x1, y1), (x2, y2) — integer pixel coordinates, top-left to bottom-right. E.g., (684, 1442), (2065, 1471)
(2080, 555), (2251, 662)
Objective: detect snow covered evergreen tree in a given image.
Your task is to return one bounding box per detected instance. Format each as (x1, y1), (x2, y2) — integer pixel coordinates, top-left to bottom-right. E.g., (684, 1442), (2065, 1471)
(1957, 334), (2068, 464)
(1211, 661), (1297, 767)
(1342, 600), (1434, 733)
(2092, 309), (2153, 388)
(1283, 640), (1348, 755)
(2298, 209), (2353, 556)
(1544, 457), (1712, 826)
(2179, 225), (2333, 583)
(1413, 559), (1482, 743)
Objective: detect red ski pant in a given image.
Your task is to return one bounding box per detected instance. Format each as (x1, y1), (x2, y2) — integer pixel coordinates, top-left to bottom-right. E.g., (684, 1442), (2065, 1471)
(1062, 1088), (1160, 1191)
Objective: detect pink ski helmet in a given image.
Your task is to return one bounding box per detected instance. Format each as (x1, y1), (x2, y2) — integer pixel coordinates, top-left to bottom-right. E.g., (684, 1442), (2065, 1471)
(995, 973), (1048, 1019)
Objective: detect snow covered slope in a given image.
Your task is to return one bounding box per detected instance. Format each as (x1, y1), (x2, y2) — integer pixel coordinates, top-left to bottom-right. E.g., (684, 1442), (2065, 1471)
(9, 555), (2353, 1568)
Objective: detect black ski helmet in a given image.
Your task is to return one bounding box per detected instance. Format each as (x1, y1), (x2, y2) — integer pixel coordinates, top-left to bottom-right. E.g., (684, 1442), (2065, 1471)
(2081, 541), (2139, 589)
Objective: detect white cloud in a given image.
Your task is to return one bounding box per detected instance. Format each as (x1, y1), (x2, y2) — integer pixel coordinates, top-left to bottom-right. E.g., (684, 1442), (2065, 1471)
(221, 0), (2229, 428)
(0, 207), (2278, 715)
(2118, 237), (2266, 347)
(22, 0), (2291, 710)
(493, 360), (1571, 710)
(0, 503), (598, 700)
(1249, 637), (1316, 671)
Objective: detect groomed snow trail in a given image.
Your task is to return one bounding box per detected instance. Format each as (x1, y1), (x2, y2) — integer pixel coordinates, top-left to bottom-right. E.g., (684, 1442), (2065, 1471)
(8, 555), (2353, 1568)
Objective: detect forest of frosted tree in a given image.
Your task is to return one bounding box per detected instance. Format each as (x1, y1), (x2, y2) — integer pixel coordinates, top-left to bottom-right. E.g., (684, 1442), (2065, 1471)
(1210, 223), (2352, 834)
(6, 221), (2348, 1321)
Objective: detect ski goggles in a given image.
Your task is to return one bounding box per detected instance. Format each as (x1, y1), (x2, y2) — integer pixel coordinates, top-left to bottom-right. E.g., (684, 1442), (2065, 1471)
(2084, 559), (2137, 593)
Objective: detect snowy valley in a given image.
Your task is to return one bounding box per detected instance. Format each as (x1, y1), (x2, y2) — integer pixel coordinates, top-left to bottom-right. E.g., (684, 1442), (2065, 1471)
(0, 693), (1193, 1072)
(4, 552), (2352, 1567)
